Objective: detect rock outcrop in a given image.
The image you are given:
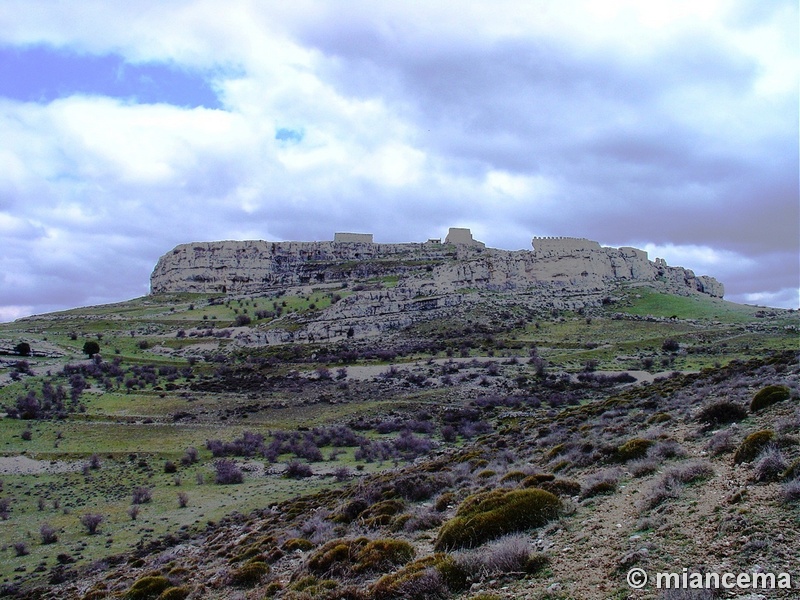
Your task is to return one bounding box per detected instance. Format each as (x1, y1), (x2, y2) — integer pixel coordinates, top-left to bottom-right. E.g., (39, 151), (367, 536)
(150, 231), (724, 299)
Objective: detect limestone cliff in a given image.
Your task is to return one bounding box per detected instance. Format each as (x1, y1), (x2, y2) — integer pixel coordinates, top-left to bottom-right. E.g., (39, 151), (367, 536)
(150, 233), (724, 299)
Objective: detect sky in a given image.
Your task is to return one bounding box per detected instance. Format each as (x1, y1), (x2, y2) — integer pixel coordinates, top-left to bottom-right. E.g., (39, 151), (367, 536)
(0, 0), (797, 321)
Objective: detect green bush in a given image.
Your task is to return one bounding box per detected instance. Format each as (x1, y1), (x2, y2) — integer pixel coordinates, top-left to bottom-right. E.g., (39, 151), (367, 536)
(750, 385), (791, 412)
(308, 538), (362, 577)
(539, 477), (581, 497)
(358, 499), (406, 527)
(371, 554), (451, 599)
(647, 412), (672, 424)
(434, 488), (561, 550)
(228, 560), (270, 587)
(434, 491), (456, 511)
(125, 576), (171, 600)
(157, 587), (190, 600)
(499, 470), (528, 483)
(783, 458), (800, 481)
(305, 537), (414, 578)
(283, 538), (315, 552)
(613, 438), (654, 462)
(733, 430), (775, 464)
(520, 473), (555, 488)
(353, 538), (415, 574)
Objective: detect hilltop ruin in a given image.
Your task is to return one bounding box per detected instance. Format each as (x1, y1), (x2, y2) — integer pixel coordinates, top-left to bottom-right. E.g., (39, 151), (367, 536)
(151, 228), (723, 299)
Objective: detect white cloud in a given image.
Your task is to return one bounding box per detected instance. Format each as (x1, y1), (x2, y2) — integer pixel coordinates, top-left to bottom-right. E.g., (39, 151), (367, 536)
(0, 1), (796, 320)
(640, 243), (755, 272)
(735, 288), (800, 310)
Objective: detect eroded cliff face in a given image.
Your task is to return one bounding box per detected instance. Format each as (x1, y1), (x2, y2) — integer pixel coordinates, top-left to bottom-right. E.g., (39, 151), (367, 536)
(150, 237), (724, 299)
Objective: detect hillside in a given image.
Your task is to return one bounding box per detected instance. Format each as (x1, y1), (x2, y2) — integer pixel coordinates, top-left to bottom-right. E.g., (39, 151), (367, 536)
(0, 246), (797, 598)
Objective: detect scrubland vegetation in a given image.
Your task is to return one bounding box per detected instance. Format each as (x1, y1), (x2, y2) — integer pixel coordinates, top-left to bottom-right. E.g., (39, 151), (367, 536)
(0, 284), (797, 598)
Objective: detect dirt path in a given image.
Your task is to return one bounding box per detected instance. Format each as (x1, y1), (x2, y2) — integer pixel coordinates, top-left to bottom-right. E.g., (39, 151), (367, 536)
(0, 454), (81, 475)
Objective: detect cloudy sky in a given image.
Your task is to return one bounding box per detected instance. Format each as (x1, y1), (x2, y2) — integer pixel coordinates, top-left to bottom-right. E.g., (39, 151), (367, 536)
(1, 0), (797, 321)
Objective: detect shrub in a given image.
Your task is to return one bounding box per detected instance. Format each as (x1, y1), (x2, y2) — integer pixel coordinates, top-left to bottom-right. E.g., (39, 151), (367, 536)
(305, 537), (414, 578)
(285, 460), (313, 479)
(157, 588), (190, 600)
(308, 538), (362, 577)
(214, 459), (243, 484)
(131, 486), (152, 504)
(234, 314), (252, 326)
(750, 385), (791, 412)
(478, 533), (532, 574)
(124, 575), (171, 599)
(782, 479), (800, 504)
(181, 447), (199, 465)
(647, 412), (672, 424)
(753, 445), (788, 482)
(697, 401), (747, 427)
(629, 458), (659, 477)
(499, 470), (527, 483)
(647, 440), (687, 460)
(784, 458), (800, 481)
(539, 477), (582, 497)
(520, 473), (556, 488)
(14, 342), (31, 356)
(639, 461), (714, 512)
(371, 555), (451, 599)
(613, 438), (654, 462)
(177, 492), (189, 508)
(40, 523), (58, 544)
(228, 560), (269, 587)
(164, 461), (177, 474)
(661, 339), (680, 352)
(581, 469), (621, 499)
(733, 430), (775, 464)
(13, 542), (28, 557)
(434, 488), (561, 550)
(283, 538), (314, 552)
(83, 340), (100, 357)
(353, 538), (415, 574)
(80, 513), (103, 534)
(357, 499), (405, 528)
(705, 429), (736, 456)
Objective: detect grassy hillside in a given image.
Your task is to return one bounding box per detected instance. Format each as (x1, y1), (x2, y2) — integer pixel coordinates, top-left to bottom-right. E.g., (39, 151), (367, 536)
(0, 288), (797, 598)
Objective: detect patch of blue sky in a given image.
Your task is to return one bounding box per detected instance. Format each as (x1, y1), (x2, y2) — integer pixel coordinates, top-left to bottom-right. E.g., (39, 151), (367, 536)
(0, 45), (222, 108)
(275, 127), (304, 143)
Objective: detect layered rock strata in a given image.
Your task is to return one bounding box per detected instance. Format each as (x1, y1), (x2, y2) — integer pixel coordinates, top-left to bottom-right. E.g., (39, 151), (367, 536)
(151, 234), (724, 299)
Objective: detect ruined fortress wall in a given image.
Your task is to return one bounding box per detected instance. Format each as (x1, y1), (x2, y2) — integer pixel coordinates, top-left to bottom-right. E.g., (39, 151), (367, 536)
(531, 237), (602, 257)
(445, 228), (486, 248)
(334, 232), (374, 243)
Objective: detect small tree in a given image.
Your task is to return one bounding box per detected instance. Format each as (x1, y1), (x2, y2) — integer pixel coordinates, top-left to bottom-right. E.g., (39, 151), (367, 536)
(82, 341), (100, 358)
(14, 342), (31, 356)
